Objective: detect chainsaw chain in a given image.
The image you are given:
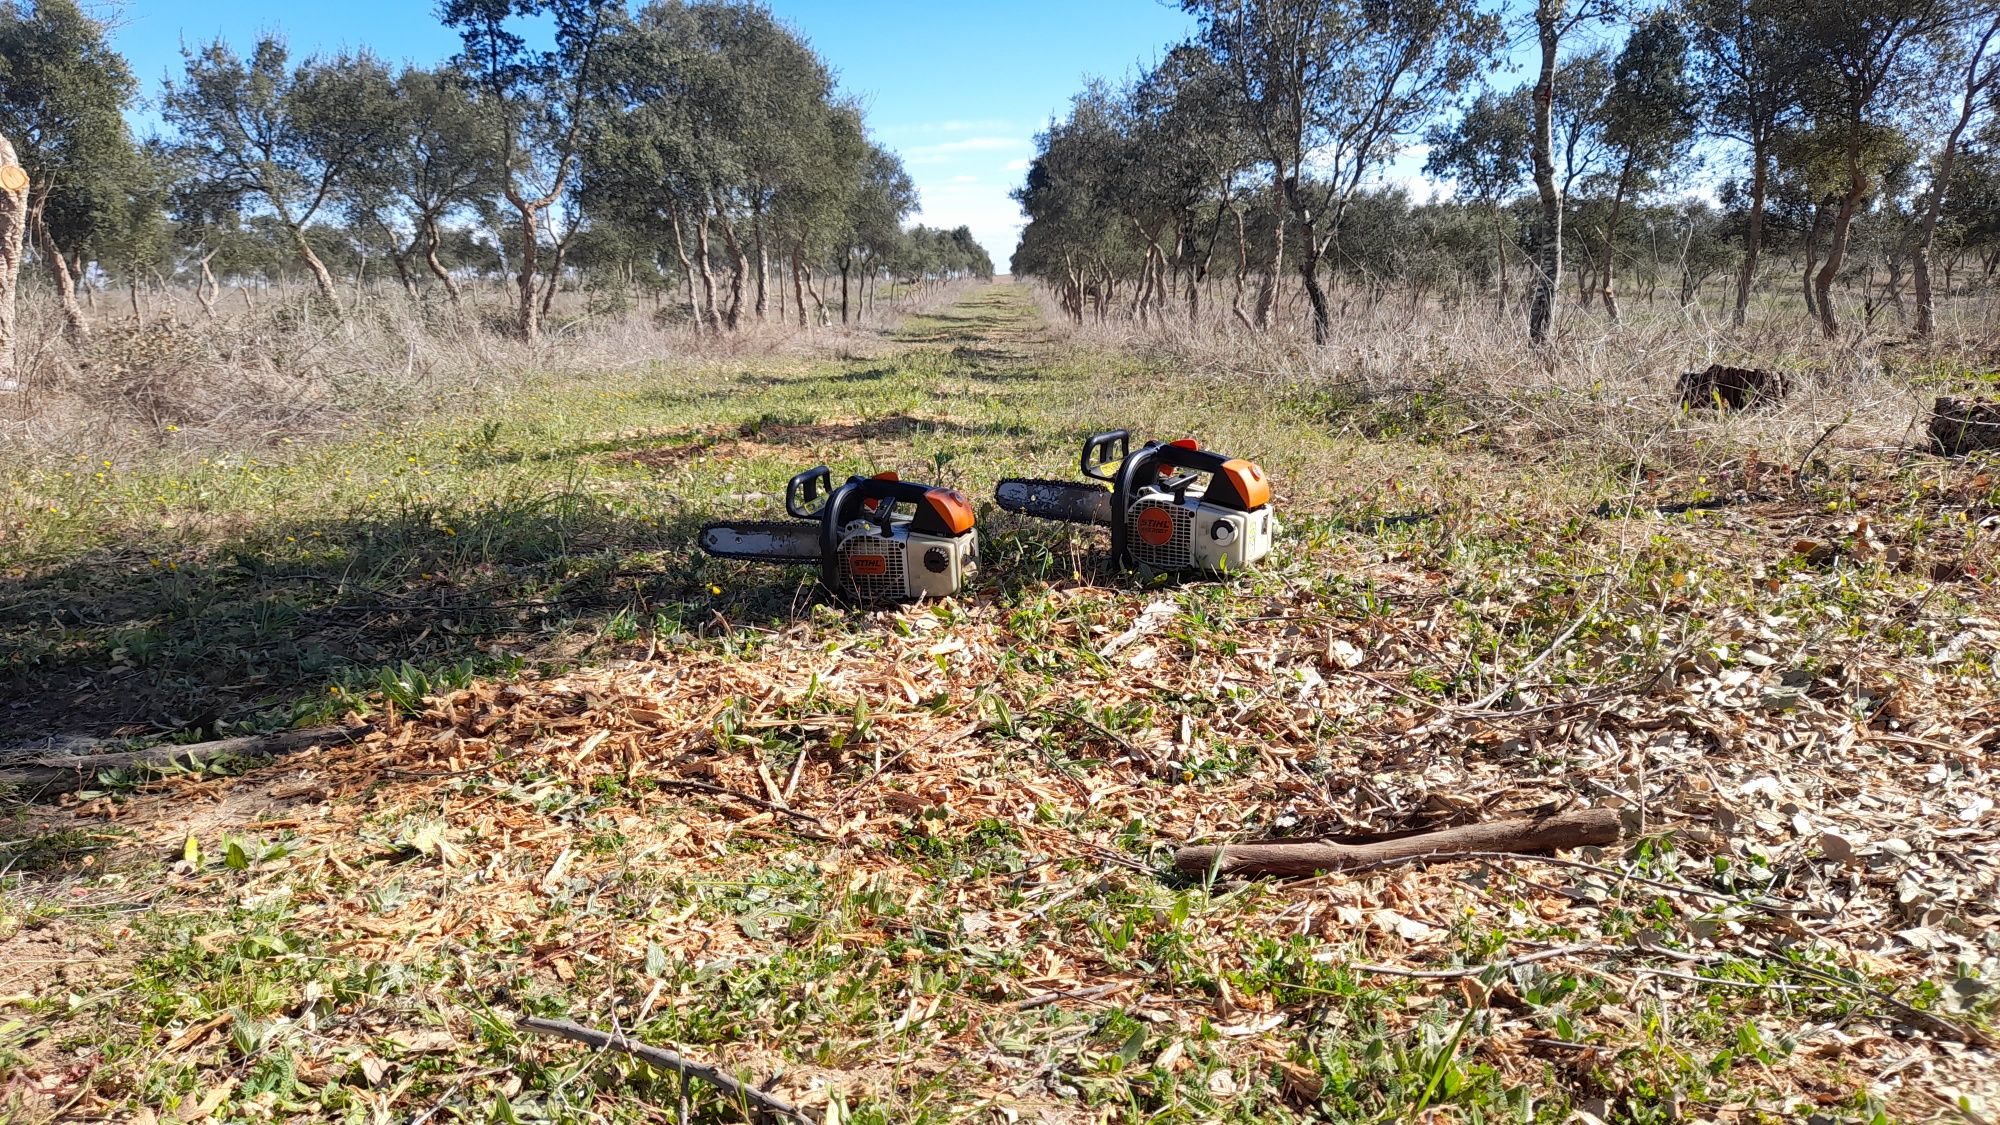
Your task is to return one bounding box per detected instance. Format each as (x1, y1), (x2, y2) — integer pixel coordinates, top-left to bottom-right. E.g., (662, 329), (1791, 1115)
(993, 478), (1113, 525)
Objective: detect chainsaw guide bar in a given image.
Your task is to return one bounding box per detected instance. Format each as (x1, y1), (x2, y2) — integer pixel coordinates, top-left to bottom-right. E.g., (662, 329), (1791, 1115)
(993, 478), (1113, 525)
(698, 520), (823, 563)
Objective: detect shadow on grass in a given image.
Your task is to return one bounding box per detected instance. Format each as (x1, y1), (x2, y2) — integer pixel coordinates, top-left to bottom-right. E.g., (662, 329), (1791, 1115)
(0, 493), (820, 744)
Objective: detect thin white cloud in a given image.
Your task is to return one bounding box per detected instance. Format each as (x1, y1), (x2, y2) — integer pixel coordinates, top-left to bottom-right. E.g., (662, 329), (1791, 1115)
(903, 136), (1029, 164)
(1004, 157), (1031, 172)
(950, 174), (978, 183)
(880, 119), (1017, 137)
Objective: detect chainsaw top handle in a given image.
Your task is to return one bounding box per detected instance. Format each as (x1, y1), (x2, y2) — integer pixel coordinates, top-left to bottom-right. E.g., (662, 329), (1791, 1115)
(1118, 441), (1272, 513)
(1080, 430), (1130, 482)
(786, 466), (834, 519)
(818, 475), (976, 593)
(827, 475), (976, 537)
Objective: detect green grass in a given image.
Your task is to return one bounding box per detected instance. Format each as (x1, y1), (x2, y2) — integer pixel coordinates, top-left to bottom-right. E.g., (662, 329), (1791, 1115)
(3, 283), (1994, 1124)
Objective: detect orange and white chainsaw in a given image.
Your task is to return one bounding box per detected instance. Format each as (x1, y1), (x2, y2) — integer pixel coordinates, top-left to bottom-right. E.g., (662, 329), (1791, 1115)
(700, 467), (978, 601)
(995, 431), (1274, 572)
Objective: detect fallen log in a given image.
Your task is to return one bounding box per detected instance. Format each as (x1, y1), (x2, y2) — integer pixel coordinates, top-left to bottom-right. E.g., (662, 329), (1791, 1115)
(0, 723), (372, 798)
(517, 1016), (814, 1123)
(1173, 808), (1623, 878)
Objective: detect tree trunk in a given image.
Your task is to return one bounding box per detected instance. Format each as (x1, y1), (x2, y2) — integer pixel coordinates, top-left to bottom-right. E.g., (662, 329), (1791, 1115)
(666, 201), (704, 331)
(33, 215), (88, 343)
(694, 210), (720, 332)
(287, 223), (340, 310)
(512, 200), (542, 341)
(1600, 160), (1633, 324)
(423, 220), (463, 308)
(387, 244), (418, 300)
(752, 202), (768, 322)
(1255, 175), (1285, 329)
(1528, 0), (1564, 345)
(1917, 19), (1998, 339)
(791, 244), (807, 329)
(197, 249), (220, 319)
(714, 205), (746, 330)
(1815, 157), (1867, 339)
(840, 252), (852, 325)
(802, 256), (828, 327)
(1733, 143), (1768, 328)
(1801, 201), (1828, 317)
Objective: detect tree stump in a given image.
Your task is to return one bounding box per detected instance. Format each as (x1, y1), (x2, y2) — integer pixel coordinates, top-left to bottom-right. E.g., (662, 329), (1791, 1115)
(1929, 396), (2000, 456)
(1678, 364), (1789, 410)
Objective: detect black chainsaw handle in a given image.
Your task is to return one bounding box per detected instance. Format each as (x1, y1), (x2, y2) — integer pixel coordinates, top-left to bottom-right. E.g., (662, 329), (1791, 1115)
(1080, 430), (1130, 482)
(786, 466), (834, 519)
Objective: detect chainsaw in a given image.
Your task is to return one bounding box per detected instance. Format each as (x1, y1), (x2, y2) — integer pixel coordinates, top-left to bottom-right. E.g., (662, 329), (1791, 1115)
(995, 430), (1274, 572)
(699, 467), (978, 601)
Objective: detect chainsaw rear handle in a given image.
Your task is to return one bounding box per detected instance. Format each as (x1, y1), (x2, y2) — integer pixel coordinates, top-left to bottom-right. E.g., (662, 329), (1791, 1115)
(786, 466), (834, 519)
(1080, 430), (1130, 482)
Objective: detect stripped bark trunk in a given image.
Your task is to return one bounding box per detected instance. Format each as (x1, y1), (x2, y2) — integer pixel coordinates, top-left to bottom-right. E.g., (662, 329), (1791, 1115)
(693, 210), (720, 331)
(1230, 204), (1253, 331)
(751, 201), (768, 321)
(665, 201), (705, 331)
(35, 217), (88, 342)
(1255, 182), (1284, 329)
(0, 133), (22, 387)
(197, 249), (220, 319)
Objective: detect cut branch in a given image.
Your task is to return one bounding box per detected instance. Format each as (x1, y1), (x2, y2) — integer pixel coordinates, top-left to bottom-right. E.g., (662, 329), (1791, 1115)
(516, 1016), (815, 1123)
(1174, 808), (1624, 878)
(0, 724), (373, 797)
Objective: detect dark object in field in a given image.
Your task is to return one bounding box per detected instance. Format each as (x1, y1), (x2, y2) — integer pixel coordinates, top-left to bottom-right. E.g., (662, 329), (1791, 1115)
(1678, 364), (1790, 410)
(0, 723), (371, 798)
(1173, 807), (1623, 877)
(1928, 396), (2000, 456)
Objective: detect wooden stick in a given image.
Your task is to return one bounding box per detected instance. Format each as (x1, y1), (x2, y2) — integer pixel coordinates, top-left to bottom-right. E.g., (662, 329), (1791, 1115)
(1174, 808), (1623, 878)
(0, 724), (373, 797)
(516, 1016), (814, 1123)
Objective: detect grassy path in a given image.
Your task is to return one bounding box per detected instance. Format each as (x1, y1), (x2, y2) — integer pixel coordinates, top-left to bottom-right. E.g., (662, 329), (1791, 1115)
(3, 283), (1997, 1123)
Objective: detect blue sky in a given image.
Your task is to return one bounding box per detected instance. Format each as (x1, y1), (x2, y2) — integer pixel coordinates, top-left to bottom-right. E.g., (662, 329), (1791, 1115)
(107, 0), (1207, 266)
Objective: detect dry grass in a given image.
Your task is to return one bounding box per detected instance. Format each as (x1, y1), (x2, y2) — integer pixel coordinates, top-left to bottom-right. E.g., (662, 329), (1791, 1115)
(0, 280), (979, 459)
(1030, 283), (2000, 480)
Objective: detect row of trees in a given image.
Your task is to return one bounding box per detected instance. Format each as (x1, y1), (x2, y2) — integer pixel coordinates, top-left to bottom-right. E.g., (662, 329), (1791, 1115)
(1011, 0), (2000, 345)
(0, 0), (994, 378)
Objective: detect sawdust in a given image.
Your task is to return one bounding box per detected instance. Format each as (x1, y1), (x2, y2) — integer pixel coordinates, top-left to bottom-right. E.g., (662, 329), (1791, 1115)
(9, 462), (2000, 1120)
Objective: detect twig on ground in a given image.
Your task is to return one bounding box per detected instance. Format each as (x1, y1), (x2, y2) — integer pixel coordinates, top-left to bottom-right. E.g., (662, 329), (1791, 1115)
(654, 778), (832, 839)
(1014, 982), (1129, 1010)
(1349, 942), (1607, 980)
(517, 1016), (815, 1123)
(1468, 585), (1609, 711)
